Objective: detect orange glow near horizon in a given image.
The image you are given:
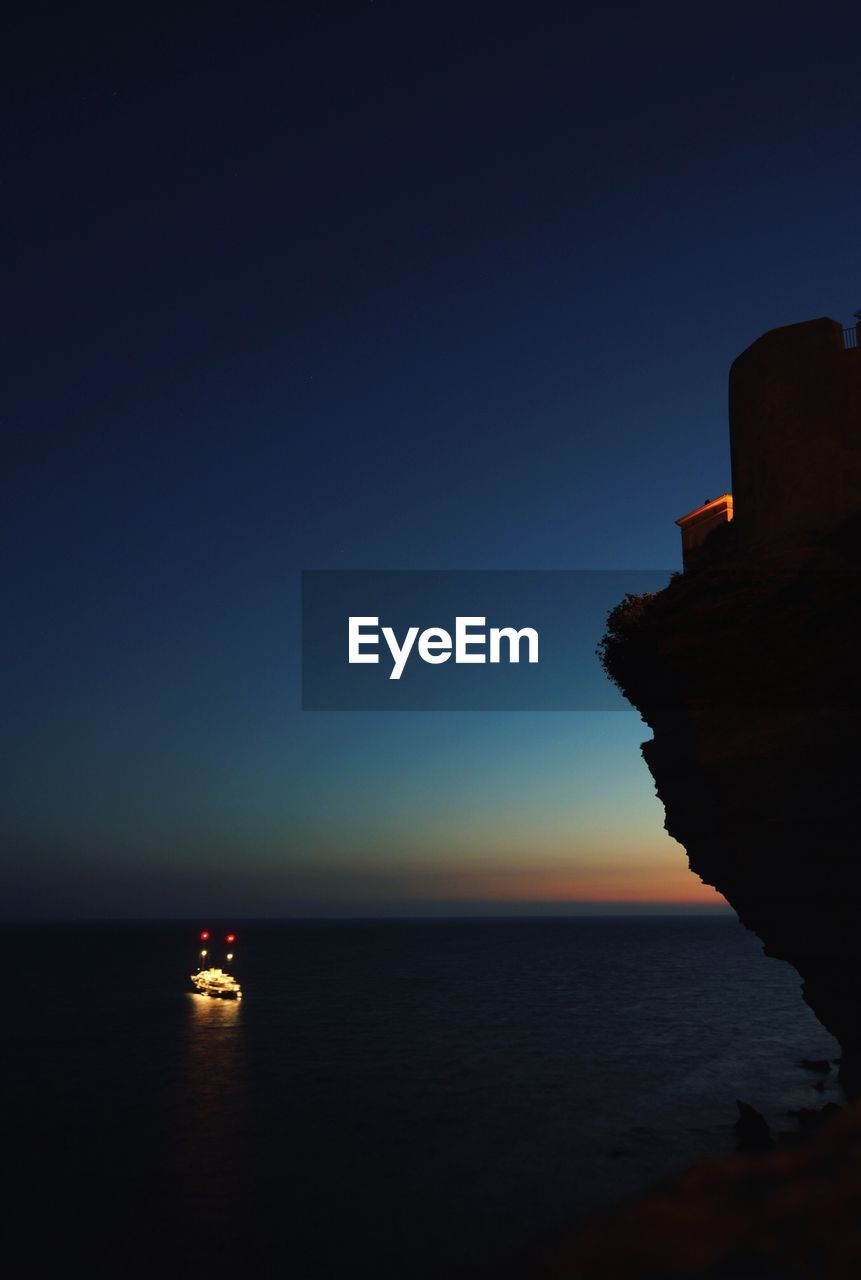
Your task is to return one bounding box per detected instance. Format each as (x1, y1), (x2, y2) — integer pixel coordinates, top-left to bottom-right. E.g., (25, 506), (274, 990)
(421, 866), (725, 907)
(335, 845), (728, 908)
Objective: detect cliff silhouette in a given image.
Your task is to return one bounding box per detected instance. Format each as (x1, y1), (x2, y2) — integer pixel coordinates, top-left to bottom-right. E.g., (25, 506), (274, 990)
(600, 315), (861, 1092)
(544, 316), (861, 1279)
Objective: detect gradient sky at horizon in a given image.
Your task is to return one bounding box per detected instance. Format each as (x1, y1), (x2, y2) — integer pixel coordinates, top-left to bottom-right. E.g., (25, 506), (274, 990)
(4, 1), (859, 916)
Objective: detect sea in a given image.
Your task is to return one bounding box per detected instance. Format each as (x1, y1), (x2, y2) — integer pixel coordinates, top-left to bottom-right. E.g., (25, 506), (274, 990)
(6, 917), (840, 1279)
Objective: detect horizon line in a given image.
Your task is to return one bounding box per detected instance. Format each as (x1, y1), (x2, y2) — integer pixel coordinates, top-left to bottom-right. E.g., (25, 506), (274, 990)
(2, 903), (734, 924)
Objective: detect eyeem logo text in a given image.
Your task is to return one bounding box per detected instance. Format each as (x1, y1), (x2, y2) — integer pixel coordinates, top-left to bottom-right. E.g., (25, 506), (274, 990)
(348, 616), (539, 680)
(302, 570), (671, 710)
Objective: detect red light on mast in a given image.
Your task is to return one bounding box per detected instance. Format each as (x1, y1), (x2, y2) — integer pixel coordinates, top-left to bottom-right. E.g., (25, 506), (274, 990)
(200, 931), (210, 941)
(226, 933), (236, 944)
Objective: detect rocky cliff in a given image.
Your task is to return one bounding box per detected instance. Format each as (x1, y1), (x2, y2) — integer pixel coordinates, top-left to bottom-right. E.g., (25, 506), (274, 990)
(599, 512), (861, 1091)
(548, 1100), (861, 1278)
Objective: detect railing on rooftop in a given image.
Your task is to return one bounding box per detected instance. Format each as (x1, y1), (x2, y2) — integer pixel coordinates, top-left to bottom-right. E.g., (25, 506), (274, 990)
(843, 327), (859, 350)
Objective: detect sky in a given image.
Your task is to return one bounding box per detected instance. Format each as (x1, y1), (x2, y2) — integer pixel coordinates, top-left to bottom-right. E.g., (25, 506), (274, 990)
(3, 1), (860, 917)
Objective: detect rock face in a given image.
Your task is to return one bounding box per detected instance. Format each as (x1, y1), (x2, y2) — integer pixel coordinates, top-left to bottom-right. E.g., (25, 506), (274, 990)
(600, 317), (861, 1092)
(549, 1101), (861, 1278)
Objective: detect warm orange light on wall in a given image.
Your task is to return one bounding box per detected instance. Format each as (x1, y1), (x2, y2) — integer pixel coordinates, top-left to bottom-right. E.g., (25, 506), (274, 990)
(675, 493), (733, 567)
(675, 493), (734, 529)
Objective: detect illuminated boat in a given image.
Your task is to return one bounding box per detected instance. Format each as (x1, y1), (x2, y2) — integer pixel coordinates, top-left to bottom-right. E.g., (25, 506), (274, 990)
(190, 967), (242, 999)
(191, 931), (242, 999)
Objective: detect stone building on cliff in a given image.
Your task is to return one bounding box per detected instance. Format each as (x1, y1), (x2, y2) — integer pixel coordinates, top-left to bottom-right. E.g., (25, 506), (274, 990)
(676, 315), (861, 570)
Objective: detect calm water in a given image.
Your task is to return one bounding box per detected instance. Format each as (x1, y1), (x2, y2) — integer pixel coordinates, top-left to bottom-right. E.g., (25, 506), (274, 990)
(7, 917), (839, 1277)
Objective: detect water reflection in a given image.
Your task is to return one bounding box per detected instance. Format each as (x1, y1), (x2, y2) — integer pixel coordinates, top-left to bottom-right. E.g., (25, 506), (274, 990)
(179, 993), (247, 1190)
(187, 991), (243, 1029)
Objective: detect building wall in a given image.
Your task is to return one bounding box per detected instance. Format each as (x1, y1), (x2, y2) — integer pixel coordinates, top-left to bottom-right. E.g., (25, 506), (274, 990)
(728, 317), (861, 549)
(677, 496), (733, 569)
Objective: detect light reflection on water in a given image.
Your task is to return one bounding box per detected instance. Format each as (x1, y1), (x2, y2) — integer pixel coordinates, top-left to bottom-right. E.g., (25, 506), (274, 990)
(186, 991), (243, 1025)
(179, 993), (248, 1194)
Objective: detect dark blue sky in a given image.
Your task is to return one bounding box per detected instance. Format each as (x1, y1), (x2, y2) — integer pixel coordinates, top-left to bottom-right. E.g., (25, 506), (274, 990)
(4, 1), (859, 916)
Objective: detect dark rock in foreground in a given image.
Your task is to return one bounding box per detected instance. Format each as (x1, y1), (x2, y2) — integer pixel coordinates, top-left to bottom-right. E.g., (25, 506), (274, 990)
(735, 1100), (774, 1153)
(798, 1058), (831, 1074)
(545, 1101), (861, 1279)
